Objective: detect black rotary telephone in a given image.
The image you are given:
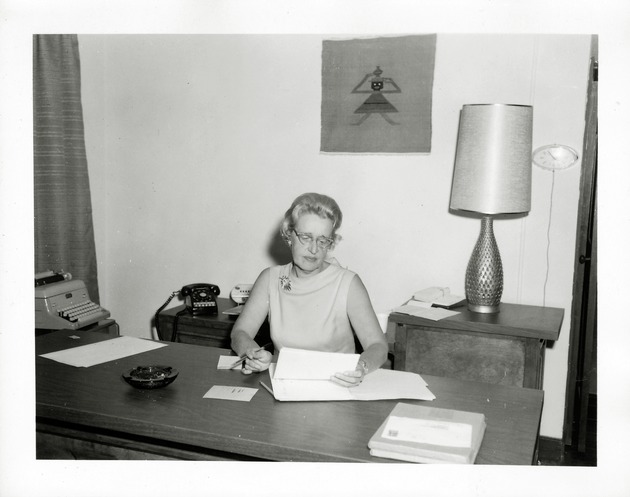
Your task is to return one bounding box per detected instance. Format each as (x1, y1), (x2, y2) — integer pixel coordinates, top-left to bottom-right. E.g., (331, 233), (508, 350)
(154, 283), (220, 342)
(181, 283), (220, 316)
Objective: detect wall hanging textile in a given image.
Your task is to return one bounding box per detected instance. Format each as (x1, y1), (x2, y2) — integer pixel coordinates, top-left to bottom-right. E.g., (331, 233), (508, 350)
(321, 34), (436, 154)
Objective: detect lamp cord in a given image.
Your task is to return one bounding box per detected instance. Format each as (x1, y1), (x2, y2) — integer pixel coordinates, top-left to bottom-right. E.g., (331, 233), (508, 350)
(543, 169), (556, 306)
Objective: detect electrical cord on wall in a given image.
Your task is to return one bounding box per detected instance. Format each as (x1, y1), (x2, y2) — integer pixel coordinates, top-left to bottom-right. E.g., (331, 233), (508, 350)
(542, 169), (556, 307)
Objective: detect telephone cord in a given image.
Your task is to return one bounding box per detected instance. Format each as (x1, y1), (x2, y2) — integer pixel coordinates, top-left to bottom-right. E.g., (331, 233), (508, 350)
(154, 291), (180, 341)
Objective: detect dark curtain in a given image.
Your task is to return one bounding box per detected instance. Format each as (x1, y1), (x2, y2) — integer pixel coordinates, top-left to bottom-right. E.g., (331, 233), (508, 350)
(33, 34), (100, 303)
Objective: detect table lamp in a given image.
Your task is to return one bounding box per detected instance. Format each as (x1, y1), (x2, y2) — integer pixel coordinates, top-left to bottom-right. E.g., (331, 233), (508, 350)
(449, 104), (533, 313)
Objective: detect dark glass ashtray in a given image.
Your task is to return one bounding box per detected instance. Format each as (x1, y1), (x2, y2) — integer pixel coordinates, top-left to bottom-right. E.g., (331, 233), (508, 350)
(122, 365), (179, 389)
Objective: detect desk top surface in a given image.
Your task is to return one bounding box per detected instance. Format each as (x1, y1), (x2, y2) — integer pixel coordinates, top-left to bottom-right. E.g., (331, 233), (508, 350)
(36, 330), (543, 464)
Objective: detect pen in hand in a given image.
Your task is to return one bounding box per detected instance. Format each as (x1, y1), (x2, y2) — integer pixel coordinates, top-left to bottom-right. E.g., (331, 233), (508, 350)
(229, 342), (272, 369)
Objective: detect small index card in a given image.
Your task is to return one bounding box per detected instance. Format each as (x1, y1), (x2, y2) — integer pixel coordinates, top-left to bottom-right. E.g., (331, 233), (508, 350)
(217, 355), (243, 370)
(203, 385), (258, 402)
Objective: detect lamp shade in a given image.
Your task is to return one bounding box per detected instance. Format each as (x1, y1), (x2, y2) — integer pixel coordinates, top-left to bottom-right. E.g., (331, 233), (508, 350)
(450, 104), (533, 215)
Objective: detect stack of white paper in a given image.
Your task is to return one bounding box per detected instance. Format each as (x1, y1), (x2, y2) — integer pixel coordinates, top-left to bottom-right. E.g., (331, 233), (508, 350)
(273, 347), (359, 379)
(268, 348), (436, 402)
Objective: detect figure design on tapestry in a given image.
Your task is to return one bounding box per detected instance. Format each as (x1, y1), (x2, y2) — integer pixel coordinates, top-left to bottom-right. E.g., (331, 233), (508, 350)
(351, 66), (402, 125)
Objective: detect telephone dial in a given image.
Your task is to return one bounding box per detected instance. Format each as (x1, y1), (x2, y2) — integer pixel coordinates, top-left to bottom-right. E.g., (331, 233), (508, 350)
(154, 283), (220, 342)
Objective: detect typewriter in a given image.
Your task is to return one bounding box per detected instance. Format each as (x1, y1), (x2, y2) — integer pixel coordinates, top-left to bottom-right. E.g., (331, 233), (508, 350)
(35, 270), (111, 330)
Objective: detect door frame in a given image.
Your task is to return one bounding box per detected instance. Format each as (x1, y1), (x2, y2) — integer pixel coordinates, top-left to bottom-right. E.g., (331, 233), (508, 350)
(562, 35), (598, 450)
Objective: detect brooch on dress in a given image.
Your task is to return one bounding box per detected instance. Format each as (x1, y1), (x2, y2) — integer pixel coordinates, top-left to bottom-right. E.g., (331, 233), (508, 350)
(279, 275), (292, 292)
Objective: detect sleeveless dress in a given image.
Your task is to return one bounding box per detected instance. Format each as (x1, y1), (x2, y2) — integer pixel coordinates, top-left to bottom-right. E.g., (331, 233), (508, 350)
(268, 262), (357, 353)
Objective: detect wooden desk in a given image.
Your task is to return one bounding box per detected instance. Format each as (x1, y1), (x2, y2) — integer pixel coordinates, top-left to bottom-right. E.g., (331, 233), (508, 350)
(36, 330), (543, 464)
(390, 303), (563, 389)
(157, 298), (270, 348)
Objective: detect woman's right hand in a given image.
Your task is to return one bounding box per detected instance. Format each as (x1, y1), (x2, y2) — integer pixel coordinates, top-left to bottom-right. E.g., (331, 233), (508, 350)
(241, 348), (272, 375)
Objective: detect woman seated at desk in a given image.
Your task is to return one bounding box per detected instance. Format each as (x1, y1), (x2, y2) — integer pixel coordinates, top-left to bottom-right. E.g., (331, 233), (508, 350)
(231, 192), (388, 387)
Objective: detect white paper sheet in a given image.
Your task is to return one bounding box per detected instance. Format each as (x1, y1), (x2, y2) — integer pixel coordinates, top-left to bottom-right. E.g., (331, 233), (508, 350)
(272, 347), (360, 380)
(349, 368), (435, 401)
(203, 385), (258, 402)
(39, 336), (167, 367)
(405, 300), (432, 309)
(217, 355), (244, 370)
(268, 364), (436, 402)
(392, 304), (459, 321)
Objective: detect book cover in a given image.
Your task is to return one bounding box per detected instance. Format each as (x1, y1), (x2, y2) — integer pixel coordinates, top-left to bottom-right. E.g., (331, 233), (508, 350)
(368, 402), (486, 464)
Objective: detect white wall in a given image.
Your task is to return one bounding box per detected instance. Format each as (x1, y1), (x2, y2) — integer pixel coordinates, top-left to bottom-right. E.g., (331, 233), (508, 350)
(79, 34), (591, 439)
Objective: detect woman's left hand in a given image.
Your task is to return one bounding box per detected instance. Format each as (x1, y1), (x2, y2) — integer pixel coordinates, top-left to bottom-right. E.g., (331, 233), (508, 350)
(330, 366), (365, 387)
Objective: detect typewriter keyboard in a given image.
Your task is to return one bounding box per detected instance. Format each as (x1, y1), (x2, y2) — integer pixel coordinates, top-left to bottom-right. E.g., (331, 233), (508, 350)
(58, 301), (110, 327)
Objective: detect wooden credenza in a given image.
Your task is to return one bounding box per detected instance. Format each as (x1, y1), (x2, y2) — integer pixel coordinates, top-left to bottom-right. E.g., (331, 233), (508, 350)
(156, 297), (270, 348)
(389, 302), (563, 389)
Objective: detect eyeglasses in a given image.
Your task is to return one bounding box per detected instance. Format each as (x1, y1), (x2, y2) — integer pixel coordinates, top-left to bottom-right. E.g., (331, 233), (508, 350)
(291, 229), (334, 249)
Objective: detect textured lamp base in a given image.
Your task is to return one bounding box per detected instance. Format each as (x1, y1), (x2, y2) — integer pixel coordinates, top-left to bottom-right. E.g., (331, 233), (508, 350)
(467, 302), (501, 314)
(465, 216), (503, 314)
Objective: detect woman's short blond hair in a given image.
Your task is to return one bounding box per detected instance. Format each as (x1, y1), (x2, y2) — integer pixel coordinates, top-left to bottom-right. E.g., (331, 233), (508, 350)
(280, 192), (343, 246)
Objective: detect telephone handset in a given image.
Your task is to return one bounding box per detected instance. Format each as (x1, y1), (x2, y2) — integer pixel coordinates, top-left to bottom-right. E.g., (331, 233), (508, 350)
(181, 283), (220, 316)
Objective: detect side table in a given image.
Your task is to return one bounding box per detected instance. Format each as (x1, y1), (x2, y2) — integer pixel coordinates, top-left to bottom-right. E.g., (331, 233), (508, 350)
(156, 297), (270, 348)
(389, 302), (563, 389)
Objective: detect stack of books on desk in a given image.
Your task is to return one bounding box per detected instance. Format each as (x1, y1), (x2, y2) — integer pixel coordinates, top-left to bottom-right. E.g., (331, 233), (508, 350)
(368, 403), (486, 464)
